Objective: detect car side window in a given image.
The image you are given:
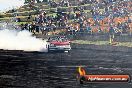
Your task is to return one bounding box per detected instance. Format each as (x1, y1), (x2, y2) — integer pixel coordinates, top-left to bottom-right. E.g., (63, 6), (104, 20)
(48, 36), (68, 42)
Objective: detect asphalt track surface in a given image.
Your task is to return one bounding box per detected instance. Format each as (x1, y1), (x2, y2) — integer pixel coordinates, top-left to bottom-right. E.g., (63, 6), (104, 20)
(0, 46), (132, 88)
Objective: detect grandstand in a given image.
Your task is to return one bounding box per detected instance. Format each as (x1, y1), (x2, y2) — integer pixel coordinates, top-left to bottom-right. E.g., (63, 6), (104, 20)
(0, 0), (132, 35)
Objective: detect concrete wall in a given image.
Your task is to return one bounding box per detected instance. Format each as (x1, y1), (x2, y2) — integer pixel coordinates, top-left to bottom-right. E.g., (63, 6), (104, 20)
(71, 43), (132, 52)
(71, 34), (132, 42)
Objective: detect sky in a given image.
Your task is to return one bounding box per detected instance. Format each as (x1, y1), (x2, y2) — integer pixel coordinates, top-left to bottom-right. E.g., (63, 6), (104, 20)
(0, 0), (24, 12)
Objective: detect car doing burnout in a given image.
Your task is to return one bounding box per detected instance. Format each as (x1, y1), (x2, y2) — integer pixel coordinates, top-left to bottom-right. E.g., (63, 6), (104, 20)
(46, 36), (71, 52)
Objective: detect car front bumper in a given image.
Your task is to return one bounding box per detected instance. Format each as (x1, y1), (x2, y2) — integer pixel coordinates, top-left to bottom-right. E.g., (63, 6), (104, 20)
(49, 45), (71, 51)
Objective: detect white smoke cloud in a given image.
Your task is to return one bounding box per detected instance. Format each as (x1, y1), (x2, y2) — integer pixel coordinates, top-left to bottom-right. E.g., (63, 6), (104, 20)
(0, 29), (47, 52)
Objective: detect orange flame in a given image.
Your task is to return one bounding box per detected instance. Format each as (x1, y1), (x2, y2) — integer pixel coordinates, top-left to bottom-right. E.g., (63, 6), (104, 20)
(78, 66), (86, 76)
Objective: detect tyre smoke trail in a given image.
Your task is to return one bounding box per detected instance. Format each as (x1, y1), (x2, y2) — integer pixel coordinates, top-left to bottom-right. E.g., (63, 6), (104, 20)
(0, 29), (47, 52)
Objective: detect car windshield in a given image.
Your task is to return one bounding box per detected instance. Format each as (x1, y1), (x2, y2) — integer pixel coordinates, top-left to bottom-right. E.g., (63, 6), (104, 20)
(48, 36), (68, 42)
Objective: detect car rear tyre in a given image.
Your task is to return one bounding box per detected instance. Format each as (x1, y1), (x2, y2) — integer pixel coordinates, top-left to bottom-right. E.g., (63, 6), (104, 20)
(47, 46), (50, 53)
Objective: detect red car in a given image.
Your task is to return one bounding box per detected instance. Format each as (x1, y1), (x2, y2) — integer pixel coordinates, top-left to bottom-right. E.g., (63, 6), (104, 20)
(46, 36), (71, 52)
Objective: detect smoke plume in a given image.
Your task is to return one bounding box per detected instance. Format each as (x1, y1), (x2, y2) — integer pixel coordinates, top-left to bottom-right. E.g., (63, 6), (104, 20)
(0, 29), (47, 52)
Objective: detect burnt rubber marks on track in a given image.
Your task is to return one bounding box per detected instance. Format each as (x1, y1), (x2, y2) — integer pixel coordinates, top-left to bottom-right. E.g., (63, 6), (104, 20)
(0, 49), (132, 88)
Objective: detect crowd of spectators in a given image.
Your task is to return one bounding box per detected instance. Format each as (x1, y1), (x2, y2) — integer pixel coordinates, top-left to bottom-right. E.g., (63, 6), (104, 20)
(20, 10), (69, 35)
(19, 0), (132, 35)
